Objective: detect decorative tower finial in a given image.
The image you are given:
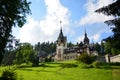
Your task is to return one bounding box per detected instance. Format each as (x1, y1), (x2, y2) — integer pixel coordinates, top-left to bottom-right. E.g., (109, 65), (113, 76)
(57, 21), (64, 41)
(60, 21), (62, 29)
(60, 21), (63, 35)
(60, 21), (62, 24)
(60, 21), (62, 31)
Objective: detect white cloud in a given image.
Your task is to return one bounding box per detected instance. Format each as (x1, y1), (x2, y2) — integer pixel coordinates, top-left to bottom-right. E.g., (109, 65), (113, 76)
(17, 0), (70, 44)
(90, 34), (100, 42)
(76, 36), (84, 43)
(79, 0), (113, 25)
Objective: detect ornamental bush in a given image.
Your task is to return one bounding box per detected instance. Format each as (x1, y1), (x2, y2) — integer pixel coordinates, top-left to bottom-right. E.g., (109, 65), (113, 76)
(92, 61), (102, 68)
(1, 68), (17, 80)
(60, 63), (78, 68)
(76, 53), (96, 64)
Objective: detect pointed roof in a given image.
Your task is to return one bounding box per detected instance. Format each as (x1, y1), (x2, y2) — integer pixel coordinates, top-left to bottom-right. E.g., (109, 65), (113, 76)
(57, 21), (67, 43)
(84, 29), (89, 44)
(58, 27), (64, 40)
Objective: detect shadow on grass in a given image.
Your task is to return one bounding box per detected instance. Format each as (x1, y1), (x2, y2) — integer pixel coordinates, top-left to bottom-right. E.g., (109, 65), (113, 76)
(81, 63), (120, 69)
(18, 68), (34, 71)
(98, 63), (120, 69)
(17, 63), (60, 69)
(18, 66), (67, 76)
(98, 66), (120, 69)
(16, 63), (64, 72)
(45, 62), (63, 65)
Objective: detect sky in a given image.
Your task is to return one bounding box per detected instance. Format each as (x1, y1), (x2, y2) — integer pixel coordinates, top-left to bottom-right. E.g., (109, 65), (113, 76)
(12, 0), (114, 44)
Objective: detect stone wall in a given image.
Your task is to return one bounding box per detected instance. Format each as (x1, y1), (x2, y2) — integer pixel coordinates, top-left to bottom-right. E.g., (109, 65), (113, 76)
(110, 54), (120, 63)
(97, 54), (120, 63)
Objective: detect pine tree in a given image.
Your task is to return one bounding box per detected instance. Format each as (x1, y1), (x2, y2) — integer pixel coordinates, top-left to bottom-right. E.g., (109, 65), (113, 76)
(95, 0), (120, 55)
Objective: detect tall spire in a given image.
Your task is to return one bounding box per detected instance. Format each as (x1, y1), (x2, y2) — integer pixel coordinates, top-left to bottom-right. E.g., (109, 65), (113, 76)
(60, 21), (62, 34)
(84, 29), (89, 44)
(84, 28), (87, 37)
(58, 21), (64, 40)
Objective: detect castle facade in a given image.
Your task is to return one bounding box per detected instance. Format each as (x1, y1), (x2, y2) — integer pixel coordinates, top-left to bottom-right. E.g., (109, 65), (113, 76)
(54, 28), (98, 61)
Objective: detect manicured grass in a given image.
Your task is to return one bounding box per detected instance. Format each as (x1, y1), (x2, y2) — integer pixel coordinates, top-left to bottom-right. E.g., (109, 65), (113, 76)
(0, 60), (120, 80)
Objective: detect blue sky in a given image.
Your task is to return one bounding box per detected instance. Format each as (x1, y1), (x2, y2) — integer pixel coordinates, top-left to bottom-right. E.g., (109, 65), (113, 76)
(12, 0), (114, 44)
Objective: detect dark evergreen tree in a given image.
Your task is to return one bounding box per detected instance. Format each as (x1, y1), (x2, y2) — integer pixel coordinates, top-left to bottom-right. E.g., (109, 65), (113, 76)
(67, 42), (74, 47)
(0, 0), (31, 63)
(94, 43), (101, 54)
(35, 42), (56, 54)
(95, 0), (120, 55)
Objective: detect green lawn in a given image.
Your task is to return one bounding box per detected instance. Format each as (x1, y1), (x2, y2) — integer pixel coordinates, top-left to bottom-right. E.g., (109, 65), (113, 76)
(0, 60), (120, 80)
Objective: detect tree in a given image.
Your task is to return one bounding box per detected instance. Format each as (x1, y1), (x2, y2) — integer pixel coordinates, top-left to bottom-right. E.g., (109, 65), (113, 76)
(67, 42), (74, 47)
(29, 52), (39, 66)
(35, 42), (56, 54)
(0, 0), (31, 63)
(104, 41), (111, 54)
(14, 43), (34, 64)
(95, 0), (120, 55)
(94, 43), (101, 54)
(76, 53), (96, 64)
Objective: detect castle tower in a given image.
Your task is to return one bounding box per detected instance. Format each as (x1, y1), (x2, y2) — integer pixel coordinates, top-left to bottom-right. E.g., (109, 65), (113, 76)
(83, 29), (90, 54)
(84, 29), (89, 45)
(55, 22), (67, 61)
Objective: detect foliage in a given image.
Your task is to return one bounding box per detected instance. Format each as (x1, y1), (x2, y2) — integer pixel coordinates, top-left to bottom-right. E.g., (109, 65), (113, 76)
(95, 0), (120, 55)
(35, 41), (75, 55)
(0, 0), (31, 63)
(94, 43), (101, 54)
(104, 41), (111, 54)
(14, 43), (34, 64)
(13, 42), (40, 66)
(30, 55), (39, 66)
(35, 42), (56, 54)
(76, 53), (96, 64)
(92, 61), (102, 68)
(45, 57), (52, 62)
(1, 52), (15, 65)
(81, 64), (93, 69)
(1, 38), (20, 65)
(109, 62), (120, 66)
(60, 63), (78, 68)
(0, 68), (17, 80)
(67, 42), (74, 47)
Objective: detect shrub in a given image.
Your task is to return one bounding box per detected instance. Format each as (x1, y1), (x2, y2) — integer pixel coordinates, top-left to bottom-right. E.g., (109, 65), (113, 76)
(60, 63), (78, 68)
(92, 61), (112, 69)
(109, 62), (120, 66)
(45, 57), (52, 62)
(76, 53), (96, 64)
(81, 64), (93, 69)
(30, 56), (39, 66)
(1, 68), (17, 80)
(92, 61), (102, 68)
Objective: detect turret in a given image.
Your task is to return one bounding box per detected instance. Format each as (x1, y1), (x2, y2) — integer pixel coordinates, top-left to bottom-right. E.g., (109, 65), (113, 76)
(57, 27), (67, 45)
(55, 22), (67, 61)
(83, 29), (90, 54)
(83, 30), (89, 45)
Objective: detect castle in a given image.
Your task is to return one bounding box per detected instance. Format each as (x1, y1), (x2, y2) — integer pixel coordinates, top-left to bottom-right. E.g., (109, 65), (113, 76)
(54, 27), (98, 61)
